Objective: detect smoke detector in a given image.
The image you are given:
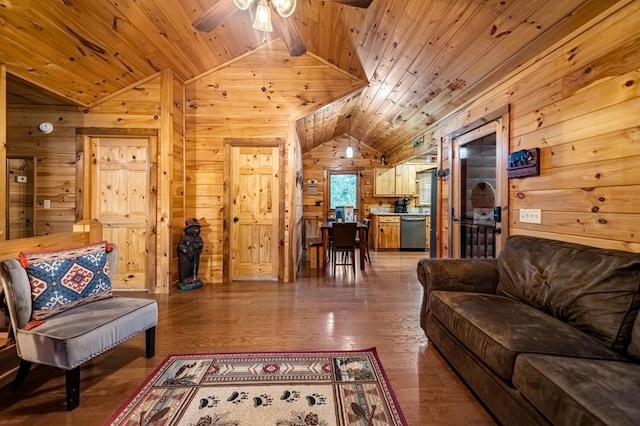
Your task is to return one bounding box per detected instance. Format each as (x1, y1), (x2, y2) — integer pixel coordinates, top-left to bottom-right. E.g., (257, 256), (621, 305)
(38, 122), (54, 134)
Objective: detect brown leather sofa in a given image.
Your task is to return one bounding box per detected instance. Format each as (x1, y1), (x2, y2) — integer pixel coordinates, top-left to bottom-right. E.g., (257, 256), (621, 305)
(417, 235), (640, 426)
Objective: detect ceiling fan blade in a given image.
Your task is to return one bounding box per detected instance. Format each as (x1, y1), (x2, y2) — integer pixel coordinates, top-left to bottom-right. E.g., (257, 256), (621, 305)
(329, 0), (373, 8)
(193, 0), (239, 32)
(271, 13), (307, 57)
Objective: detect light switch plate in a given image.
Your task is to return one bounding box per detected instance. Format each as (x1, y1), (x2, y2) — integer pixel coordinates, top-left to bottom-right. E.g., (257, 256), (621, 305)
(43, 200), (51, 209)
(519, 208), (541, 224)
(16, 175), (27, 183)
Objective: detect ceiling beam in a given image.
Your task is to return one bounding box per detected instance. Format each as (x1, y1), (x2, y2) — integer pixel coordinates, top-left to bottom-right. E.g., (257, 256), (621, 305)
(272, 13), (307, 57)
(193, 0), (239, 32)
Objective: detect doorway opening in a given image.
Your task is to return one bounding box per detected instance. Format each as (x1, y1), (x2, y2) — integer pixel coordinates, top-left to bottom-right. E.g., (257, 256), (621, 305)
(459, 135), (497, 258)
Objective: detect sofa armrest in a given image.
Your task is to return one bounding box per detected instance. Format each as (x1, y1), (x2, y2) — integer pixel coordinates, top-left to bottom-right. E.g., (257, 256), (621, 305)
(417, 258), (499, 332)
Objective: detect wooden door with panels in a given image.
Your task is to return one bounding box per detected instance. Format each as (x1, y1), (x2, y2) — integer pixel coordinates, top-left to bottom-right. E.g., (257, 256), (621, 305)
(228, 144), (282, 281)
(89, 136), (156, 290)
(449, 111), (510, 258)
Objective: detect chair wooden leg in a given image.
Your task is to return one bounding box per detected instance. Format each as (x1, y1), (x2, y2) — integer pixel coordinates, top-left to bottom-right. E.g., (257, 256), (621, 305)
(333, 249), (337, 275)
(351, 249), (356, 274)
(12, 360), (32, 388)
(66, 367), (80, 410)
(146, 326), (156, 358)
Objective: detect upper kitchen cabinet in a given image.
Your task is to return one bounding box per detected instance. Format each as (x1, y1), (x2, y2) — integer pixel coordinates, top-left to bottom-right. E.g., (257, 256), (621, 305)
(374, 165), (417, 197)
(395, 165), (417, 195)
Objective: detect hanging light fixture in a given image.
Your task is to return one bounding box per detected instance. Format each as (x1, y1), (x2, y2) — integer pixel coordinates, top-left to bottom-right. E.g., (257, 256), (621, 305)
(233, 0), (296, 32)
(345, 114), (354, 159)
(253, 0), (273, 32)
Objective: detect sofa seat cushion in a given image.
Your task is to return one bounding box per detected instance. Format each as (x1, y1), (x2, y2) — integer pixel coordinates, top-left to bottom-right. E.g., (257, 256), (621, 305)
(514, 354), (640, 426)
(429, 291), (625, 381)
(15, 296), (158, 370)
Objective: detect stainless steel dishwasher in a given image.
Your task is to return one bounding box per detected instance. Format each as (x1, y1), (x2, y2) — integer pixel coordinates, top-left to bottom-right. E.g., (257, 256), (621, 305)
(400, 215), (427, 250)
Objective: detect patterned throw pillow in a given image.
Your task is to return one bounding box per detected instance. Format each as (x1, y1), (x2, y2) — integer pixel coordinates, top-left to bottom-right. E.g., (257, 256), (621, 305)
(20, 241), (113, 321)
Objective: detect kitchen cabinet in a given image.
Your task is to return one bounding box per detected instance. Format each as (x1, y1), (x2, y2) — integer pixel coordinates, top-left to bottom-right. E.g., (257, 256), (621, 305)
(374, 168), (396, 196)
(395, 165), (417, 195)
(374, 165), (417, 197)
(372, 215), (400, 250)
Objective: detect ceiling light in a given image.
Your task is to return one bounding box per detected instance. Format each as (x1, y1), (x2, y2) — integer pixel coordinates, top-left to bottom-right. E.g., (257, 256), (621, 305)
(233, 0), (296, 33)
(272, 0), (296, 17)
(233, 0), (254, 10)
(346, 144), (354, 158)
(253, 0), (273, 32)
(346, 114), (354, 158)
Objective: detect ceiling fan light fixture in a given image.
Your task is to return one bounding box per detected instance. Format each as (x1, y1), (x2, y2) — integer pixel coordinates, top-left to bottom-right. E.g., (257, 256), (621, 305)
(272, 0), (296, 17)
(253, 0), (273, 32)
(233, 0), (254, 10)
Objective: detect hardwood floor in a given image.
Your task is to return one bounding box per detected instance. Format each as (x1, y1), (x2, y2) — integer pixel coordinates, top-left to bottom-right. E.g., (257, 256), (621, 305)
(0, 251), (496, 425)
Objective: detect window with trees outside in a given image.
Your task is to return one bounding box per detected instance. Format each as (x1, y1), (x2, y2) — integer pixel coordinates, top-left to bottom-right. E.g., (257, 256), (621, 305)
(329, 172), (358, 210)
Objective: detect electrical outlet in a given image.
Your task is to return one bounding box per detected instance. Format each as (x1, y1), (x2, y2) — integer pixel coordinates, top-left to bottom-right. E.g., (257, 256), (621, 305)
(16, 175), (27, 183)
(519, 208), (541, 224)
(43, 200), (51, 209)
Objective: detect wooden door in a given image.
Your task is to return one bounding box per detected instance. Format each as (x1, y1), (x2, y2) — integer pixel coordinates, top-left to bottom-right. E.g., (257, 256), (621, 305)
(229, 146), (280, 281)
(91, 137), (155, 290)
(449, 115), (509, 258)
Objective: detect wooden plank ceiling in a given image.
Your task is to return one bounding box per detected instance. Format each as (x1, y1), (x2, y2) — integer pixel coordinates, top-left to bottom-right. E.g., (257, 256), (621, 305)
(0, 0), (619, 159)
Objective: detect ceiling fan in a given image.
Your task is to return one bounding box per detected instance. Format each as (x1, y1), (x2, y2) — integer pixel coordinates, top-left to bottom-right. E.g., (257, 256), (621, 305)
(192, 0), (373, 57)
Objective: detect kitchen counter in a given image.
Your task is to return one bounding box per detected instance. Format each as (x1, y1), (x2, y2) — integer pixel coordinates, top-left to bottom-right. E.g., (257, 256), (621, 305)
(370, 213), (431, 251)
(370, 212), (430, 216)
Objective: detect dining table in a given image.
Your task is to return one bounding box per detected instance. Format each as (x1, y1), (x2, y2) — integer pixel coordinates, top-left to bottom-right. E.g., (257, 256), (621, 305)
(319, 221), (368, 271)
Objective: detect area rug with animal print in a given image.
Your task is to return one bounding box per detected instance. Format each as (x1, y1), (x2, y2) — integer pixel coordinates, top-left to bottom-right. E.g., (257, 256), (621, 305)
(105, 348), (407, 425)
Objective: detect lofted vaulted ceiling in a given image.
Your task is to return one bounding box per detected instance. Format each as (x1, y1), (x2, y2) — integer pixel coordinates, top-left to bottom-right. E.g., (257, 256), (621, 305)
(1, 0), (619, 159)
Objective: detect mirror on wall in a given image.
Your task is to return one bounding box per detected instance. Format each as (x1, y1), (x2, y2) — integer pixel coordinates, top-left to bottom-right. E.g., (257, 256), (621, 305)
(3, 73), (79, 241)
(6, 157), (36, 239)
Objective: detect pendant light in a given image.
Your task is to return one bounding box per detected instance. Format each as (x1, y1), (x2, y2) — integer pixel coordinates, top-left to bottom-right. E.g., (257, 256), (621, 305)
(345, 114), (354, 158)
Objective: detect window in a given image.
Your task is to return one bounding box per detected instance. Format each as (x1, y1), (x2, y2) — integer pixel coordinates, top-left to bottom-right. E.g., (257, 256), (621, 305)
(328, 172), (358, 210)
(417, 171), (432, 205)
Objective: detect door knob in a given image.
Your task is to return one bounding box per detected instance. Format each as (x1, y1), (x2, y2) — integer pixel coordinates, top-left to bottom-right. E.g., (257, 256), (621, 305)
(233, 217), (239, 222)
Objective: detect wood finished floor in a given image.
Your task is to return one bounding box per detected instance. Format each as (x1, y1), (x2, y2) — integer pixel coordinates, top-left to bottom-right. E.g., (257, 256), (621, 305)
(0, 251), (496, 425)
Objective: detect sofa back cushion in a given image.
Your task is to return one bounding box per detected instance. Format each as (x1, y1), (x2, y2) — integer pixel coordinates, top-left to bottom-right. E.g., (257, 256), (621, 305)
(629, 311), (640, 361)
(20, 241), (113, 321)
(497, 236), (640, 353)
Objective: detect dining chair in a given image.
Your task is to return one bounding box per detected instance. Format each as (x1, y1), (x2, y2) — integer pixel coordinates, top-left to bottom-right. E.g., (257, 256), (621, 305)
(356, 218), (372, 265)
(331, 222), (358, 275)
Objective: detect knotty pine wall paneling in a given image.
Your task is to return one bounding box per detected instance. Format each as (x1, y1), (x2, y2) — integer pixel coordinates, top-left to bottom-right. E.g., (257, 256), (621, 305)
(184, 79), (291, 283)
(0, 65), (6, 241)
(184, 40), (364, 283)
(426, 2), (640, 253)
(291, 125), (304, 278)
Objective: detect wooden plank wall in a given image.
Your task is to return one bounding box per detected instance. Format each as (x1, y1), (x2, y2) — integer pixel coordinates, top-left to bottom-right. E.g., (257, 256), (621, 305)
(171, 74), (186, 286)
(5, 72), (183, 292)
(184, 41), (364, 283)
(184, 81), (292, 283)
(430, 1), (640, 253)
(0, 65), (5, 241)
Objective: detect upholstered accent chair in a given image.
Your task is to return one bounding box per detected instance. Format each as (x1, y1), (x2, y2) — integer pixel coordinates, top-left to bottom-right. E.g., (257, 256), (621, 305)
(0, 246), (158, 410)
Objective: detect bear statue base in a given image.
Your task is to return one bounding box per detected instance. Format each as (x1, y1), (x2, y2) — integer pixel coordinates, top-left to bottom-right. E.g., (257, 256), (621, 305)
(178, 279), (203, 291)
